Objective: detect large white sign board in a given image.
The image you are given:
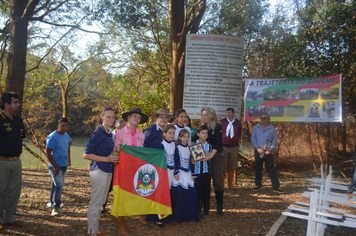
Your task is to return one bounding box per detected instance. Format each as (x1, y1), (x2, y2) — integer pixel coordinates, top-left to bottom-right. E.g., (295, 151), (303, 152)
(183, 34), (244, 120)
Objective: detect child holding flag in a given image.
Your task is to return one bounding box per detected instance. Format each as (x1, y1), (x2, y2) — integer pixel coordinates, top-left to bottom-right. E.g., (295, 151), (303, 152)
(192, 125), (212, 220)
(171, 129), (199, 222)
(113, 107), (148, 236)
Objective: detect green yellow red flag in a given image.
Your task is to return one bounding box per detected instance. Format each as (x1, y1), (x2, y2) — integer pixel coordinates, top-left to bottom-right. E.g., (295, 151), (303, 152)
(111, 145), (172, 217)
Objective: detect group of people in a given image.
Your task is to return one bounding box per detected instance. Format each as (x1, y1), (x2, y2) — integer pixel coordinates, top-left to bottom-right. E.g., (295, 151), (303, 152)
(81, 106), (240, 236)
(0, 90), (287, 235)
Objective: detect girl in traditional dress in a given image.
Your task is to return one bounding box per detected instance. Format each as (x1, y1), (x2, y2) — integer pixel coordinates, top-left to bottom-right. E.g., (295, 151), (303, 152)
(173, 109), (191, 145)
(161, 124), (176, 187)
(171, 129), (198, 222)
(147, 124), (176, 227)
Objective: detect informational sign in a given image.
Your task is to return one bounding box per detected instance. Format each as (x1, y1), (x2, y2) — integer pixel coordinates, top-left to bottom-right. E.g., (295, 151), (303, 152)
(244, 74), (342, 122)
(183, 34), (244, 120)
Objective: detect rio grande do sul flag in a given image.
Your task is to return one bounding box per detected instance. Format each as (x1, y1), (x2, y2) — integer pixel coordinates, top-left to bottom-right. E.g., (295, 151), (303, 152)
(111, 145), (172, 217)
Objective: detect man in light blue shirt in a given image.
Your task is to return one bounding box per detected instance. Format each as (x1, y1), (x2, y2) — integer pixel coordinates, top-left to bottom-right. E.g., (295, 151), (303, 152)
(251, 113), (282, 193)
(46, 118), (72, 216)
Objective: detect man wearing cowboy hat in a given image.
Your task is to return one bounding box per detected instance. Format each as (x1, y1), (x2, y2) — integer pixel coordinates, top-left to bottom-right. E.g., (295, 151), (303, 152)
(143, 109), (174, 149)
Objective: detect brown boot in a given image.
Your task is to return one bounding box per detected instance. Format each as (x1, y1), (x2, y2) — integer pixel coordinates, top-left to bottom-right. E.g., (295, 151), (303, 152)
(116, 217), (129, 236)
(227, 170), (236, 190)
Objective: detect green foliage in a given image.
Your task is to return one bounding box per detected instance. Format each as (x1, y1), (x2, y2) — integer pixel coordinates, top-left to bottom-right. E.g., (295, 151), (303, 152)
(91, 0), (166, 29)
(207, 0), (269, 36)
(283, 0), (356, 115)
(101, 72), (170, 129)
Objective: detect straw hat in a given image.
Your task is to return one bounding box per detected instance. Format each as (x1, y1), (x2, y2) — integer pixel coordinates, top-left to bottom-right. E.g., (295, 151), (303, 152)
(122, 107), (148, 124)
(151, 109), (174, 120)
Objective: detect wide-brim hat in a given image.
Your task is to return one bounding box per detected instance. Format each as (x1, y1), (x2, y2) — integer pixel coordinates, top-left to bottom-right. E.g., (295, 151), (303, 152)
(151, 109), (174, 120)
(122, 107), (148, 124)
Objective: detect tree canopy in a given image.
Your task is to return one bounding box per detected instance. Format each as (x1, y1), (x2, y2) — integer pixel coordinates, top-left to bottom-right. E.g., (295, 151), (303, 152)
(0, 0), (356, 169)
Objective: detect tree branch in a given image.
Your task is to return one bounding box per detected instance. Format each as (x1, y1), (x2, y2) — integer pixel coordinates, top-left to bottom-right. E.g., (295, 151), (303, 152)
(22, 0), (41, 21)
(33, 19), (105, 34)
(27, 27), (75, 73)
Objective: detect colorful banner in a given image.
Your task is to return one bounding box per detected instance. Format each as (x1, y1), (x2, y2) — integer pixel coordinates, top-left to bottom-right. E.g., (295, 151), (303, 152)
(111, 145), (172, 217)
(244, 74), (342, 122)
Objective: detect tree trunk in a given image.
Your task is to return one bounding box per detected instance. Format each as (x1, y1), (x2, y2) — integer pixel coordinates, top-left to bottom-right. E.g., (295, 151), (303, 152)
(325, 122), (330, 174)
(168, 0), (206, 112)
(316, 123), (325, 173)
(6, 0), (40, 113)
(62, 90), (68, 118)
(342, 119), (347, 159)
(169, 0), (185, 112)
(59, 80), (68, 118)
(307, 123), (316, 171)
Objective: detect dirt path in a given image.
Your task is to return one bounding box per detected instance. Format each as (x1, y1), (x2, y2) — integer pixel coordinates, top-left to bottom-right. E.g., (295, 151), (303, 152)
(2, 167), (356, 236)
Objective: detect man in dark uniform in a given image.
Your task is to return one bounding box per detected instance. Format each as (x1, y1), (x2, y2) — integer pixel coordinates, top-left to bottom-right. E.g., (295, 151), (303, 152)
(0, 92), (26, 229)
(220, 108), (242, 190)
(143, 108), (173, 227)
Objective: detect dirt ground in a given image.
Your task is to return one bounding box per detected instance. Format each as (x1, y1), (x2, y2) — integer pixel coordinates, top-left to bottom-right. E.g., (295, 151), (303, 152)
(2, 157), (356, 236)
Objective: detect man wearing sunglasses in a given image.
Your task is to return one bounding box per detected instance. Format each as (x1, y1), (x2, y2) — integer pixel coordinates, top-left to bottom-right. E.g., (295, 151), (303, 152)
(251, 113), (283, 193)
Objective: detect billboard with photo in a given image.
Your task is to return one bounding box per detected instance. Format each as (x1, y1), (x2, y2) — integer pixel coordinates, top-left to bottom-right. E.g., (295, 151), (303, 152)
(244, 74), (342, 122)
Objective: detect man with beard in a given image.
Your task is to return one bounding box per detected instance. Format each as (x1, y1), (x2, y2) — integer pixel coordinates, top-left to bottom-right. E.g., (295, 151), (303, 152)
(0, 92), (26, 229)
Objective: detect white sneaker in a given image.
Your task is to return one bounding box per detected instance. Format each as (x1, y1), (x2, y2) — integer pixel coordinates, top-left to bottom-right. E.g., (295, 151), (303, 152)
(51, 208), (59, 216)
(47, 202), (64, 208)
(14, 209), (25, 215)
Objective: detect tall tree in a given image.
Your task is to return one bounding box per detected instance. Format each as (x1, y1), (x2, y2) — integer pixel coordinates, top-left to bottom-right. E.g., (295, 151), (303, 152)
(169, 0), (206, 111)
(7, 0), (40, 113)
(2, 0), (101, 112)
(95, 0), (207, 111)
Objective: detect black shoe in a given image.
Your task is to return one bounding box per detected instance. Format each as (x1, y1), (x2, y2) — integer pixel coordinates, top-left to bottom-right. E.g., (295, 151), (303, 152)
(199, 211), (204, 220)
(273, 187), (284, 193)
(154, 222), (165, 227)
(216, 205), (223, 215)
(253, 185), (262, 191)
(347, 188), (355, 194)
(203, 196), (210, 215)
(101, 207), (106, 214)
(215, 191), (223, 215)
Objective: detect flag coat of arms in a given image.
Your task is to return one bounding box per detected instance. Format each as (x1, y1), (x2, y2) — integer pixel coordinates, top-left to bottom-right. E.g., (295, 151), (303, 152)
(111, 145), (172, 217)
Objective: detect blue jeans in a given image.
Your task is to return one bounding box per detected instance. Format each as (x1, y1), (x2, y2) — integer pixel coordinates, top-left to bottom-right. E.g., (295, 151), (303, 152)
(49, 166), (67, 209)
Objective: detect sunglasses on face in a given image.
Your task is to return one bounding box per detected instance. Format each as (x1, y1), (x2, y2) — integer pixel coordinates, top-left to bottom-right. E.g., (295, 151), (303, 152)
(260, 117), (268, 120)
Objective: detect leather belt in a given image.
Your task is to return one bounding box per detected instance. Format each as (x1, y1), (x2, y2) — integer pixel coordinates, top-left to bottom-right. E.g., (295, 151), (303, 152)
(223, 144), (238, 148)
(0, 155), (20, 161)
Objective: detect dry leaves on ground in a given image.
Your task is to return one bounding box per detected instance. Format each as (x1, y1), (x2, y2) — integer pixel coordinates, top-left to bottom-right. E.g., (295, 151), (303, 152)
(2, 166), (356, 236)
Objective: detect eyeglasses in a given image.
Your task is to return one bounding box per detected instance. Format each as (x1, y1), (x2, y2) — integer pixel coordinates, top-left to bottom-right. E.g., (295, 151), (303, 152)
(260, 117), (268, 120)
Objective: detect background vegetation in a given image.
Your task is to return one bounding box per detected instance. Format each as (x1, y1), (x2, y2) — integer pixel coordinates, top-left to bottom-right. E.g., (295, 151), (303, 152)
(0, 0), (355, 173)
